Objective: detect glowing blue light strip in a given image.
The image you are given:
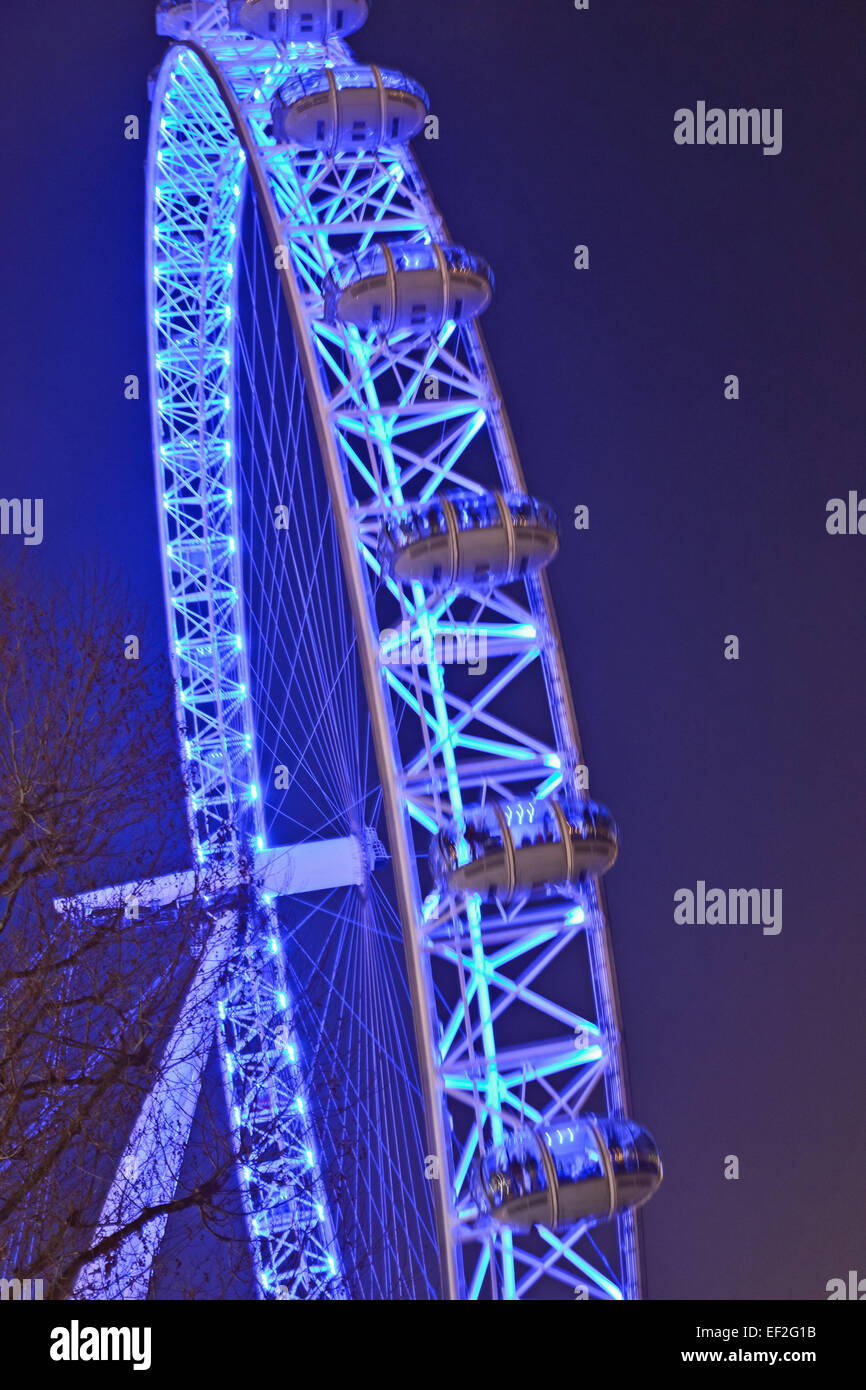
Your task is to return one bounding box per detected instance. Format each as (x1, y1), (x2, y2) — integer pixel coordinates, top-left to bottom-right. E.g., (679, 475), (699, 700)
(148, 44), (344, 1301)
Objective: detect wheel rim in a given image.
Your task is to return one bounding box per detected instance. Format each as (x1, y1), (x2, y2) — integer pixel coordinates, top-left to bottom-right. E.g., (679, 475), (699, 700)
(148, 7), (642, 1301)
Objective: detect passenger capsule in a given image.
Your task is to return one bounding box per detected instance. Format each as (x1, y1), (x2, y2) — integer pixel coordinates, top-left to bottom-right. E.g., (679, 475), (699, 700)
(158, 3), (198, 36)
(477, 1116), (662, 1232)
(271, 66), (428, 153)
(228, 0), (368, 42)
(324, 241), (493, 334)
(430, 796), (619, 903)
(379, 491), (559, 589)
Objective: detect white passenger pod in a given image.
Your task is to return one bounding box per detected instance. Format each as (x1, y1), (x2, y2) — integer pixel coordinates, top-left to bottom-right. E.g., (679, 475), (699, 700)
(324, 241), (493, 334)
(271, 66), (428, 152)
(478, 1117), (663, 1231)
(378, 491), (559, 589)
(430, 796), (619, 904)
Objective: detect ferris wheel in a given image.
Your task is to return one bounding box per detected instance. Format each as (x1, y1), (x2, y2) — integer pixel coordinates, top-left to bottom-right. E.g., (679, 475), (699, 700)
(77, 0), (662, 1301)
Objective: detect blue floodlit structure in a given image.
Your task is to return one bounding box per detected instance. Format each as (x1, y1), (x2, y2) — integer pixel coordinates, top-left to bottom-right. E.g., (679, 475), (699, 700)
(67, 0), (661, 1301)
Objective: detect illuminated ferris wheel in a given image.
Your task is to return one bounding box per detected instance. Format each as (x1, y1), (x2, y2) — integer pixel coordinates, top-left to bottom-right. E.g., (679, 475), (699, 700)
(80, 0), (662, 1301)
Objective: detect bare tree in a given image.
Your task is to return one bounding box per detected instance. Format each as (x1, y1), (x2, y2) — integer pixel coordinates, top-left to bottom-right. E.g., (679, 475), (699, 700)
(0, 562), (256, 1299)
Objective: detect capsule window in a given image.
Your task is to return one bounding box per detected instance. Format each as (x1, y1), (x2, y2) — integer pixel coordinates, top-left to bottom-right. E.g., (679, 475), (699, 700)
(410, 303), (426, 326)
(316, 119), (326, 142)
(454, 297), (464, 320)
(371, 304), (382, 324)
(300, 12), (314, 32)
(336, 8), (344, 26)
(268, 12), (277, 32)
(352, 119), (367, 142)
(391, 117), (400, 138)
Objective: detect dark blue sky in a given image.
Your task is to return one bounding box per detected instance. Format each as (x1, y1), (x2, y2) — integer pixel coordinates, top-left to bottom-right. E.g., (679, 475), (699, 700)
(2, 0), (864, 1298)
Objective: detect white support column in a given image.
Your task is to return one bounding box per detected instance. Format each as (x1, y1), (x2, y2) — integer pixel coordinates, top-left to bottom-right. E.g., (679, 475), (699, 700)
(67, 834), (367, 1300)
(73, 912), (235, 1300)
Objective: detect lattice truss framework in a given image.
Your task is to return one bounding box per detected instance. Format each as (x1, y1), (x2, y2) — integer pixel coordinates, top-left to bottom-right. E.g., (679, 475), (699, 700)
(148, 0), (640, 1300)
(150, 42), (344, 1300)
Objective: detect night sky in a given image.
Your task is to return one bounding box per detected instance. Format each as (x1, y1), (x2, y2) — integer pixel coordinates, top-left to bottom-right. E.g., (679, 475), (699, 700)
(2, 0), (863, 1298)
